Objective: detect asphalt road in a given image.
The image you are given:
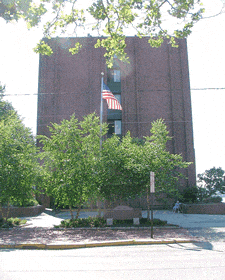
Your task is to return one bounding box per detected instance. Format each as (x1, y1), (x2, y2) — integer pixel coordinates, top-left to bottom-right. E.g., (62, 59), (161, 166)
(1, 243), (225, 280)
(1, 210), (225, 279)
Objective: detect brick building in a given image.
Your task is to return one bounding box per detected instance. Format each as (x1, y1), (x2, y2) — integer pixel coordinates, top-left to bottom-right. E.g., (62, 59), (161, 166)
(37, 36), (196, 189)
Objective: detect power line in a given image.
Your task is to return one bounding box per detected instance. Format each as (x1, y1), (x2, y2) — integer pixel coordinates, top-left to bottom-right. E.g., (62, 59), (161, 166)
(191, 87), (225, 91)
(3, 87), (225, 97)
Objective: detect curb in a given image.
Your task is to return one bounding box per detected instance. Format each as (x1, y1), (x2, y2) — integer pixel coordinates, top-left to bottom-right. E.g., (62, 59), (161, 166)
(0, 239), (196, 250)
(51, 226), (180, 230)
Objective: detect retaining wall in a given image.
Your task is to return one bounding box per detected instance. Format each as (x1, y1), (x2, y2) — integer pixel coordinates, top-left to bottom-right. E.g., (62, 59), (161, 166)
(0, 205), (45, 218)
(183, 203), (225, 215)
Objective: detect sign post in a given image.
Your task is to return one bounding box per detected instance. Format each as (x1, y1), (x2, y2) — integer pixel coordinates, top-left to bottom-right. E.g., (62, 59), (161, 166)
(150, 171), (155, 238)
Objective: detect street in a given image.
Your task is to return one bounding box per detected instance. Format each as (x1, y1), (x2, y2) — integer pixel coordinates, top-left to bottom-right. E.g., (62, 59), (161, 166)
(1, 242), (225, 280)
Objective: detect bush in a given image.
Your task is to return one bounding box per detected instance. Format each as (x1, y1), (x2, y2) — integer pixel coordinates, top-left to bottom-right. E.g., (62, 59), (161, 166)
(202, 196), (222, 204)
(181, 186), (198, 203)
(57, 217), (107, 228)
(0, 218), (13, 228)
(0, 217), (27, 228)
(56, 217), (168, 228)
(113, 218), (168, 227)
(196, 187), (223, 203)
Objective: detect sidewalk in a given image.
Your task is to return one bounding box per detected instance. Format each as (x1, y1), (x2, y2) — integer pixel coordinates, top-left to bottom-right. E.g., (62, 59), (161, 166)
(20, 209), (225, 229)
(1, 210), (225, 249)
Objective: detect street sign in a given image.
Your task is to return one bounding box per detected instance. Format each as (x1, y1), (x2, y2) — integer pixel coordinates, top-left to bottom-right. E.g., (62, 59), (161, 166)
(150, 171), (155, 193)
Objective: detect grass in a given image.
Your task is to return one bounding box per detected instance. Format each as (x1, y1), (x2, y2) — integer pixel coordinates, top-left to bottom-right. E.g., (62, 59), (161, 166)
(55, 217), (170, 228)
(0, 217), (27, 228)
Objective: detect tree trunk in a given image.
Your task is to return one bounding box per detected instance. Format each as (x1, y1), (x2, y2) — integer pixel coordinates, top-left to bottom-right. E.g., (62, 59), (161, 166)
(69, 206), (74, 220)
(75, 205), (82, 220)
(0, 204), (4, 221)
(97, 199), (101, 217)
(6, 201), (10, 220)
(75, 197), (83, 219)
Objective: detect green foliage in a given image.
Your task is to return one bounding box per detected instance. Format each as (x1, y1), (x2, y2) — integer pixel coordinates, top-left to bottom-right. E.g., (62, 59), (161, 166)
(11, 197), (39, 207)
(57, 217), (106, 228)
(24, 3), (47, 29)
(0, 111), (40, 215)
(0, 84), (17, 121)
(197, 167), (225, 198)
(39, 114), (190, 214)
(197, 188), (223, 204)
(98, 119), (191, 204)
(56, 217), (168, 228)
(39, 113), (108, 218)
(202, 196), (222, 204)
(180, 168), (225, 204)
(0, 217), (27, 228)
(140, 119), (191, 197)
(69, 42), (82, 55)
(33, 40), (53, 56)
(113, 218), (168, 227)
(0, 0), (32, 21)
(97, 133), (144, 202)
(0, 83), (5, 95)
(131, 137), (145, 146)
(0, 0), (204, 67)
(0, 98), (16, 121)
(180, 186), (198, 203)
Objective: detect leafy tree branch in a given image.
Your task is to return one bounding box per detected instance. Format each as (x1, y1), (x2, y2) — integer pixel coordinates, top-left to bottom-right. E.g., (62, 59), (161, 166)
(1, 0), (204, 66)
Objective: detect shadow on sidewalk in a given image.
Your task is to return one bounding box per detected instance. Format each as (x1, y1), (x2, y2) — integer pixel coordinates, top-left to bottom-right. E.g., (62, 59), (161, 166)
(0, 227), (194, 245)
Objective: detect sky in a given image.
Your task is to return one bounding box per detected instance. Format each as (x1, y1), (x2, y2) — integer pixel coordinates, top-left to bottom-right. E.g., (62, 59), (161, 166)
(0, 0), (225, 176)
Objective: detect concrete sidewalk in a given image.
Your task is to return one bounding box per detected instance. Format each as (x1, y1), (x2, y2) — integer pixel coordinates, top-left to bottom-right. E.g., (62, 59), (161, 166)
(21, 210), (225, 229)
(145, 210), (225, 228)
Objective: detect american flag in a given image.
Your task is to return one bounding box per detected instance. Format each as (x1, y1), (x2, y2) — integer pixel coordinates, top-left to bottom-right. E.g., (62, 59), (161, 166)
(102, 83), (122, 110)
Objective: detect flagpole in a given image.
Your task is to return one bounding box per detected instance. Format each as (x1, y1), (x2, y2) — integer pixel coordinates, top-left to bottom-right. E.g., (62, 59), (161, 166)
(100, 72), (104, 150)
(98, 73), (104, 217)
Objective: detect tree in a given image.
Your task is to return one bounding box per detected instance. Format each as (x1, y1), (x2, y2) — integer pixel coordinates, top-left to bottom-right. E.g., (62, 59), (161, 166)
(97, 133), (146, 203)
(0, 83), (5, 94)
(0, 0), (33, 21)
(197, 167), (225, 198)
(145, 119), (191, 196)
(98, 119), (191, 209)
(0, 84), (17, 121)
(1, 0), (204, 67)
(39, 113), (107, 219)
(0, 111), (40, 219)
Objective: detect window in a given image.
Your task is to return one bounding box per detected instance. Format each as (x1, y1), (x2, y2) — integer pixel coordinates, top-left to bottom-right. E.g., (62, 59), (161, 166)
(114, 94), (121, 105)
(114, 70), (121, 82)
(107, 120), (122, 137)
(107, 122), (114, 136)
(114, 120), (122, 135)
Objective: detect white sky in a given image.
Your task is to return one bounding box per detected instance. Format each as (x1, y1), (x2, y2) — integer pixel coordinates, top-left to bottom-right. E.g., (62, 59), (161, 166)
(0, 0), (225, 176)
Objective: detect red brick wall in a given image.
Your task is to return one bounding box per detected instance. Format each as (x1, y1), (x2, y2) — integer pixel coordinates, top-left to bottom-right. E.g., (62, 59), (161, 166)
(37, 37), (196, 189)
(184, 203), (225, 215)
(0, 205), (44, 218)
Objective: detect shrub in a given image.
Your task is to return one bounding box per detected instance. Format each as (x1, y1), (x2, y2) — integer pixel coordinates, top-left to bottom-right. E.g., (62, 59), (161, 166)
(57, 217), (107, 228)
(202, 196), (222, 204)
(56, 217), (170, 228)
(112, 218), (168, 227)
(181, 186), (198, 203)
(140, 218), (168, 226)
(0, 217), (26, 228)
